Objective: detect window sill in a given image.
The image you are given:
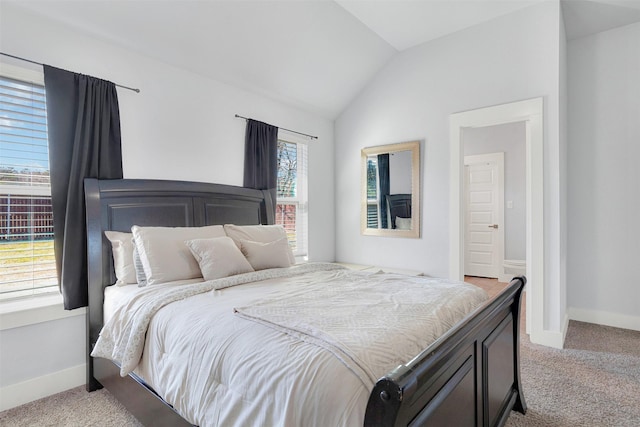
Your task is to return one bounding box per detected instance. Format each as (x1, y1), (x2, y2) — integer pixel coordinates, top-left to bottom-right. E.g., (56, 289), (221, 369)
(0, 293), (86, 331)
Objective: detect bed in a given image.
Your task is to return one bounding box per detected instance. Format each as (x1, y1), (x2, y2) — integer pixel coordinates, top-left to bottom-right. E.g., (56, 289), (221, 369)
(84, 177), (526, 427)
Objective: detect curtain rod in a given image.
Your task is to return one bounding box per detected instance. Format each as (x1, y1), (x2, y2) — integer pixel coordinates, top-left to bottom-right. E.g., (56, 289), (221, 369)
(0, 52), (140, 93)
(235, 114), (318, 140)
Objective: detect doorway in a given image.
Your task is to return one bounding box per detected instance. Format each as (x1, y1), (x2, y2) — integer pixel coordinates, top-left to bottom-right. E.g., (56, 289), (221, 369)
(463, 152), (504, 279)
(450, 98), (544, 342)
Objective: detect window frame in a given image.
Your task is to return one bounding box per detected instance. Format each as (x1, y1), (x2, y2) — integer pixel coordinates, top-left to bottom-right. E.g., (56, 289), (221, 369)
(276, 132), (308, 260)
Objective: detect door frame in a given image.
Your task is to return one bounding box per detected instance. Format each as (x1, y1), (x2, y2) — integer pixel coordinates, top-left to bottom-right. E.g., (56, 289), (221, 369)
(450, 98), (543, 341)
(463, 152), (505, 280)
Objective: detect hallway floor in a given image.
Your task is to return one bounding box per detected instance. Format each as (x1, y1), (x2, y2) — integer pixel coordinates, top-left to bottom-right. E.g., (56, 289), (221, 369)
(464, 275), (509, 298)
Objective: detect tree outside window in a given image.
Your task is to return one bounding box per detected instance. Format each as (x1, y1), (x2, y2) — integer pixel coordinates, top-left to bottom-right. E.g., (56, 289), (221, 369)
(276, 140), (307, 258)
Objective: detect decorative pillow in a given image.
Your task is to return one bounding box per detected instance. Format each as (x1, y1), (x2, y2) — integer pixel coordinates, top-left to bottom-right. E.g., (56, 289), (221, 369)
(185, 237), (254, 281)
(133, 246), (148, 287)
(131, 225), (226, 285)
(224, 224), (295, 264)
(239, 237), (292, 271)
(104, 231), (137, 286)
(395, 217), (412, 230)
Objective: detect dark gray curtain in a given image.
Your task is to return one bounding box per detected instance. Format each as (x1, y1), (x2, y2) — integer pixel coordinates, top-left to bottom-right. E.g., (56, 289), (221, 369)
(44, 65), (123, 310)
(377, 153), (390, 229)
(243, 119), (278, 214)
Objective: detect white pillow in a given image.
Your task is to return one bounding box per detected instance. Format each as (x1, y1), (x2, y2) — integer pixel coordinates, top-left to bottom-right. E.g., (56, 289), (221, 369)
(131, 225), (226, 285)
(104, 231), (137, 286)
(395, 217), (412, 230)
(185, 237), (254, 281)
(239, 237), (292, 271)
(224, 224), (295, 264)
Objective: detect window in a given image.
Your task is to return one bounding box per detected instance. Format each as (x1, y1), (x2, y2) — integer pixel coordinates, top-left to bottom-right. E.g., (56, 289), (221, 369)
(0, 69), (57, 300)
(366, 157), (379, 228)
(276, 139), (308, 259)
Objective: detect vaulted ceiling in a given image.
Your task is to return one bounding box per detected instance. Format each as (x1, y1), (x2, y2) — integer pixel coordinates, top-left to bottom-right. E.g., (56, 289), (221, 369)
(5, 0), (640, 119)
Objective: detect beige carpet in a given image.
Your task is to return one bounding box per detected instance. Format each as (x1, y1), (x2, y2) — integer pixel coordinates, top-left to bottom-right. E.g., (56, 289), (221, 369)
(1, 321), (639, 426)
(506, 321), (640, 427)
(0, 385), (142, 427)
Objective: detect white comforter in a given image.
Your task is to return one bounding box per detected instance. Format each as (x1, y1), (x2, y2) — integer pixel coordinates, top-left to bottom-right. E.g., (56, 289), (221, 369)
(92, 263), (487, 427)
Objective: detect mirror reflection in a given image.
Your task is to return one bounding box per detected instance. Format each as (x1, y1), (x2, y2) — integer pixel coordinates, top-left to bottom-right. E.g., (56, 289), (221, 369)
(361, 141), (420, 238)
(365, 150), (412, 229)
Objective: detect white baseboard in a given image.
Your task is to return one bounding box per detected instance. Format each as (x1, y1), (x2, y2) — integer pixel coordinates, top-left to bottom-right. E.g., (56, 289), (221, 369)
(569, 307), (640, 332)
(530, 327), (566, 349)
(562, 312), (570, 341)
(528, 313), (569, 349)
(0, 363), (85, 411)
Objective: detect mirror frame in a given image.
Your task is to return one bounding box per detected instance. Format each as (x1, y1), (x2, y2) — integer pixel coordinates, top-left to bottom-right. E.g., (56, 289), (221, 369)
(361, 140), (420, 238)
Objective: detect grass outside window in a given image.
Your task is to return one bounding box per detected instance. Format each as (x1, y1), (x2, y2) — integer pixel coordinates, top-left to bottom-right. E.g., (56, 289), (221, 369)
(0, 240), (57, 300)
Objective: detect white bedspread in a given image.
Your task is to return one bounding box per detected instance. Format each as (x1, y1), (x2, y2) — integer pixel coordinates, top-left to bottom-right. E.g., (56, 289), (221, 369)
(93, 263), (487, 426)
(234, 270), (487, 389)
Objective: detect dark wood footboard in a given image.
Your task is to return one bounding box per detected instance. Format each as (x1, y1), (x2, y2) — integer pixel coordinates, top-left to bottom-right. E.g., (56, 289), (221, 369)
(364, 276), (526, 427)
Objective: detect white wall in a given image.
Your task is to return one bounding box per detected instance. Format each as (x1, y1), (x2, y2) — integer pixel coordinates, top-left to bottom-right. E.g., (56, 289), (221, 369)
(335, 2), (564, 335)
(567, 21), (640, 330)
(0, 3), (335, 407)
(1, 316), (82, 383)
(463, 122), (526, 261)
(0, 305), (86, 410)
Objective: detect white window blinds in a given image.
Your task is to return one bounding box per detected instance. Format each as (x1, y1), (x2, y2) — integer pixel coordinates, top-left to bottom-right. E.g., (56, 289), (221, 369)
(0, 74), (57, 299)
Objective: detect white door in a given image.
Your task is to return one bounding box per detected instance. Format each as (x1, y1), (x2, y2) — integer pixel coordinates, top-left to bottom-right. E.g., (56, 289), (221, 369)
(464, 153), (504, 278)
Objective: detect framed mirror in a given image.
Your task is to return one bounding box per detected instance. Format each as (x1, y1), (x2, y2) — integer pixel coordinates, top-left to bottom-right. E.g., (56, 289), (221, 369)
(361, 141), (420, 238)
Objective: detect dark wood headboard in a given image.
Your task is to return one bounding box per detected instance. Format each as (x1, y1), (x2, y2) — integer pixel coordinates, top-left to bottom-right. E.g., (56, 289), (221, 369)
(84, 178), (273, 389)
(385, 193), (411, 229)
